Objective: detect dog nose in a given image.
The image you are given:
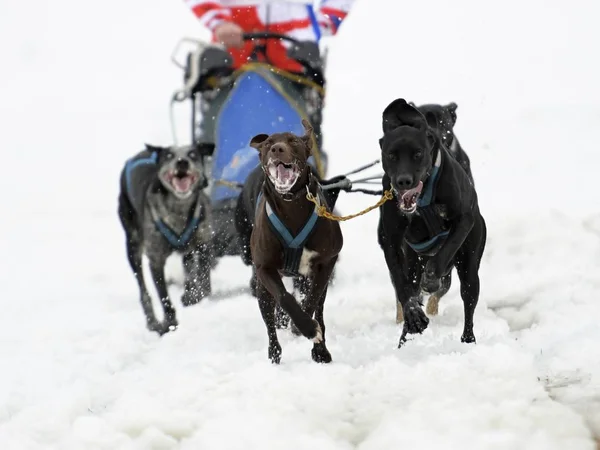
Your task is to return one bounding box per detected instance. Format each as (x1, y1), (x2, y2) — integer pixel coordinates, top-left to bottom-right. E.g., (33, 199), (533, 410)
(395, 175), (414, 189)
(270, 143), (285, 154)
(175, 159), (190, 172)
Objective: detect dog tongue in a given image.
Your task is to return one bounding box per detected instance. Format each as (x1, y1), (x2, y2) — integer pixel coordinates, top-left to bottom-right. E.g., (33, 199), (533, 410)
(401, 181), (424, 204)
(276, 164), (295, 183)
(173, 176), (192, 193)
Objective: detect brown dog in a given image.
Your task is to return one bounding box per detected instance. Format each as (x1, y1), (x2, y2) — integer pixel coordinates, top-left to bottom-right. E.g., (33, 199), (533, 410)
(249, 120), (343, 364)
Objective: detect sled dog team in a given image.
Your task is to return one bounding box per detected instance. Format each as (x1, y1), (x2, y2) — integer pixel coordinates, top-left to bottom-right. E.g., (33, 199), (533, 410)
(118, 98), (486, 364)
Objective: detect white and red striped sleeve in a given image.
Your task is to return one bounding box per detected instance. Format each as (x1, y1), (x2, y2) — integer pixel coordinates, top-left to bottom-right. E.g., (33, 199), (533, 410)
(184, 0), (232, 31)
(318, 0), (355, 34)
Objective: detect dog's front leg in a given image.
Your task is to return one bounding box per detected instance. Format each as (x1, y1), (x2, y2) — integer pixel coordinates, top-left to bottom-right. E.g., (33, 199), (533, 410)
(124, 232), (162, 332)
(381, 241), (429, 347)
(256, 266), (321, 342)
(255, 280), (281, 363)
(304, 257), (337, 363)
(182, 243), (212, 306)
(422, 213), (475, 292)
(149, 258), (178, 335)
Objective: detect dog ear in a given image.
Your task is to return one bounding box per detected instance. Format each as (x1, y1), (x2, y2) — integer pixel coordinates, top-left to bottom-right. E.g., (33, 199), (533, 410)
(446, 102), (458, 113)
(445, 102), (458, 126)
(301, 119), (314, 157)
(382, 98), (427, 133)
(426, 129), (437, 150)
(249, 134), (269, 150)
(301, 119), (313, 136)
(195, 142), (215, 157)
(144, 143), (166, 154)
(425, 111), (438, 129)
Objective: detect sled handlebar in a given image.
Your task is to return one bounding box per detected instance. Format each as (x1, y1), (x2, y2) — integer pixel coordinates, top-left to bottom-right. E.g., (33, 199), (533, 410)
(242, 32), (303, 46)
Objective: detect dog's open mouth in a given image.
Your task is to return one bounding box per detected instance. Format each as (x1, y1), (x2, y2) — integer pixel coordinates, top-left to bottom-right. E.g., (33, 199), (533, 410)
(397, 181), (424, 213)
(167, 171), (198, 194)
(266, 159), (301, 194)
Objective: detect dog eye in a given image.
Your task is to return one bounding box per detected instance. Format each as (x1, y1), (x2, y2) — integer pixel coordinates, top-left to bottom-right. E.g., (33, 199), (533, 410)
(413, 151), (423, 160)
(188, 151), (198, 160)
(165, 152), (174, 159)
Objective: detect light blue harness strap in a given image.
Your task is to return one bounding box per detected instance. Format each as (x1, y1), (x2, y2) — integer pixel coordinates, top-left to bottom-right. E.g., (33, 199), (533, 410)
(150, 194), (204, 250)
(406, 230), (450, 253)
(265, 200), (319, 249)
(154, 215), (202, 249)
(124, 152), (158, 203)
(256, 188), (321, 249)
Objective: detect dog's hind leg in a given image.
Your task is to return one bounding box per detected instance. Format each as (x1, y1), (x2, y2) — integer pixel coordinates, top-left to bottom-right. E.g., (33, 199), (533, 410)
(182, 244), (212, 306)
(275, 303), (290, 329)
(426, 273), (452, 316)
(148, 258), (178, 335)
(455, 216), (487, 343)
(455, 254), (479, 344)
(256, 283), (282, 364)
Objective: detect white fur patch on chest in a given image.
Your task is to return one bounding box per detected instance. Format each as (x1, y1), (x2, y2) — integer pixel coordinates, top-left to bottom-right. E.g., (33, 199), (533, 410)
(298, 248), (319, 277)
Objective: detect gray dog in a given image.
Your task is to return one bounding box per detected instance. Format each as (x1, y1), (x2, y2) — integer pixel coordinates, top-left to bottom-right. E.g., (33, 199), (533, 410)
(118, 143), (215, 335)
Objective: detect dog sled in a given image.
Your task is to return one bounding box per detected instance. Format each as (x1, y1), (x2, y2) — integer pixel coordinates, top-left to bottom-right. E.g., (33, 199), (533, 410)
(170, 32), (329, 258)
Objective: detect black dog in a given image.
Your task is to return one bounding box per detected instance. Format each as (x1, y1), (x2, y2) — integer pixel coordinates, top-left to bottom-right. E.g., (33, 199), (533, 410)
(377, 98), (487, 346)
(410, 101), (472, 182)
(405, 102), (475, 317)
(118, 143), (215, 335)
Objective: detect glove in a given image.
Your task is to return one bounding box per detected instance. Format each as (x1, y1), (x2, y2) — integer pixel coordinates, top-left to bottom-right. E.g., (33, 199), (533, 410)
(214, 22), (244, 49)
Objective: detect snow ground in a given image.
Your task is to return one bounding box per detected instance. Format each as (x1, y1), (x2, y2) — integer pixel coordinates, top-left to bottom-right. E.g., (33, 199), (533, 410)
(1, 0), (600, 448)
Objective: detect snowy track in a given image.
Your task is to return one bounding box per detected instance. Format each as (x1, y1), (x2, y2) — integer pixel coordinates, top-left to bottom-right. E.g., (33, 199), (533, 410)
(2, 0), (600, 448)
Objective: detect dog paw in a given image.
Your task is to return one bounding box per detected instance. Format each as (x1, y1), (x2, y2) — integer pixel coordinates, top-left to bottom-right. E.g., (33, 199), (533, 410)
(461, 331), (476, 344)
(311, 344), (332, 363)
(426, 294), (440, 316)
(268, 342), (282, 364)
(148, 320), (178, 336)
(403, 300), (429, 335)
(146, 320), (163, 334)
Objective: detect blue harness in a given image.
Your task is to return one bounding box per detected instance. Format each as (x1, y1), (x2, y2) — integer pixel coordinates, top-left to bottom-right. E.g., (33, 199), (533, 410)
(148, 200), (205, 250)
(124, 151), (204, 250)
(405, 148), (450, 255)
(256, 187), (321, 277)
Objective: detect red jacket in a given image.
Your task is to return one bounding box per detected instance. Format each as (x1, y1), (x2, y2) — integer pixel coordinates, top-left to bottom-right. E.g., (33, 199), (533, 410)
(184, 0), (354, 72)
